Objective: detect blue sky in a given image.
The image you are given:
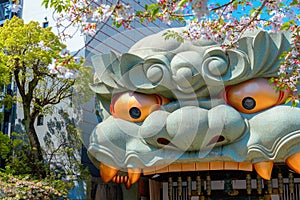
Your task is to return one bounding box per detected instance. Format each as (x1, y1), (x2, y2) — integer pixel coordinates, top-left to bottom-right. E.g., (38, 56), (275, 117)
(183, 0), (300, 25)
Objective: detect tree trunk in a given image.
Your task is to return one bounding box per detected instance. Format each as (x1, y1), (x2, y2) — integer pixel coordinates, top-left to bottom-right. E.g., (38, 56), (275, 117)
(23, 105), (46, 178)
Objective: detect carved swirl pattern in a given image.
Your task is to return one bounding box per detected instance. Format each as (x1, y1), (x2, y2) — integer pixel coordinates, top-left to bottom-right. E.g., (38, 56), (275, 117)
(90, 29), (291, 101)
(201, 48), (250, 86)
(126, 55), (173, 90)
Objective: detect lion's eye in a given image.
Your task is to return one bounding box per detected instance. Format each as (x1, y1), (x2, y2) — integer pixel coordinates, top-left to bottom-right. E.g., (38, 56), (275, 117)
(110, 92), (169, 122)
(223, 78), (289, 114)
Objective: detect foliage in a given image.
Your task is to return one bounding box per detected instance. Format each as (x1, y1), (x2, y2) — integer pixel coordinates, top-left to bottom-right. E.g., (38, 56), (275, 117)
(0, 130), (87, 199)
(0, 106), (90, 198)
(0, 16), (85, 114)
(0, 94), (14, 111)
(0, 9), (91, 199)
(0, 171), (70, 199)
(0, 132), (72, 199)
(0, 132), (11, 159)
(40, 0), (300, 105)
(0, 16), (88, 177)
(0, 132), (43, 175)
(0, 64), (10, 86)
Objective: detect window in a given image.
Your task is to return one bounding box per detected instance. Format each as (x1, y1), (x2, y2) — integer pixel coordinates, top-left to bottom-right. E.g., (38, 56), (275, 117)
(37, 115), (44, 126)
(42, 21), (49, 28)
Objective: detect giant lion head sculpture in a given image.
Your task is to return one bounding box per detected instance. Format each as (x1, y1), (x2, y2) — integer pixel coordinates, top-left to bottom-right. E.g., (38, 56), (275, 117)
(88, 28), (300, 189)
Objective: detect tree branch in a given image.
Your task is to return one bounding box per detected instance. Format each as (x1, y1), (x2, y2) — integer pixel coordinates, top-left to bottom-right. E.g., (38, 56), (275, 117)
(211, 0), (236, 11)
(47, 142), (68, 171)
(237, 0), (268, 34)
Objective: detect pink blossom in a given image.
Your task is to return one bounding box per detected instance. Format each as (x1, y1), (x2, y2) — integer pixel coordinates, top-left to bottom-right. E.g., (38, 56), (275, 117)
(192, 0), (209, 19)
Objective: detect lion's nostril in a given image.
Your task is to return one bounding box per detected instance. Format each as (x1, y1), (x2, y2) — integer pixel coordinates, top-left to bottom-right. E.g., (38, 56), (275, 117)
(157, 138), (170, 145)
(207, 135), (225, 146)
(217, 135), (225, 142)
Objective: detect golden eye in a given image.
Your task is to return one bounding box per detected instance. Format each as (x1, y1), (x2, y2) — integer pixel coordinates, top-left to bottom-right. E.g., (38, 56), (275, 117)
(223, 78), (290, 114)
(110, 92), (169, 122)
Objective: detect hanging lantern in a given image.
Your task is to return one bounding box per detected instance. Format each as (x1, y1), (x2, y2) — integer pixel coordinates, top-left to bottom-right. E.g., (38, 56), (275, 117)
(187, 176), (192, 198)
(224, 173), (233, 194)
(168, 177), (172, 200)
(289, 172), (294, 194)
(267, 179), (272, 194)
(178, 176), (182, 197)
(206, 175), (211, 196)
(196, 175), (201, 196)
(278, 172), (283, 195)
(246, 174), (251, 195)
(257, 175), (262, 195)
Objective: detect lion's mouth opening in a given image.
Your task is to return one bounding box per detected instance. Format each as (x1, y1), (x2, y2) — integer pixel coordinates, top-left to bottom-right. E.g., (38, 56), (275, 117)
(99, 154), (300, 190)
(100, 161), (254, 189)
(100, 163), (142, 189)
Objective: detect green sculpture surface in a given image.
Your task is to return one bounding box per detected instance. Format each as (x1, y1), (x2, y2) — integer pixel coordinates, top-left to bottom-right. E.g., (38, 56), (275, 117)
(88, 28), (300, 187)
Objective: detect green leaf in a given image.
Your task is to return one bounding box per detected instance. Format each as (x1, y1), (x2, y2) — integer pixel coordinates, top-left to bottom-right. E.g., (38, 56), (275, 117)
(152, 7), (159, 17)
(290, 0), (300, 6)
(116, 23), (122, 28)
(136, 11), (143, 16)
(148, 3), (159, 10)
(281, 22), (291, 30)
(41, 0), (50, 8)
(285, 97), (292, 104)
(56, 5), (63, 13)
(163, 30), (184, 43)
(292, 100), (298, 107)
(178, 0), (188, 8)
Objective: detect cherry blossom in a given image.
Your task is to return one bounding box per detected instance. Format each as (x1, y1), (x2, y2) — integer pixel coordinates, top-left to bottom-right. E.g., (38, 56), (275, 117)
(41, 0), (300, 105)
(48, 50), (81, 79)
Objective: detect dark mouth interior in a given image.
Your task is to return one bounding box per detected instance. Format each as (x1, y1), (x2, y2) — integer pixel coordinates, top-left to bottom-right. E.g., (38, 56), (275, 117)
(157, 135), (226, 147)
(157, 138), (171, 145)
(207, 135), (225, 146)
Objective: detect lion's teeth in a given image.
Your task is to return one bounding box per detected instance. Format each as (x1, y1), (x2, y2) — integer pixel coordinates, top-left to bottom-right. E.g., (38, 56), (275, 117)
(127, 168), (141, 184)
(286, 152), (300, 174)
(111, 175), (117, 182)
(254, 161), (273, 180)
(123, 175), (128, 183)
(100, 163), (119, 183)
(125, 180), (132, 189)
(99, 164), (141, 188)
